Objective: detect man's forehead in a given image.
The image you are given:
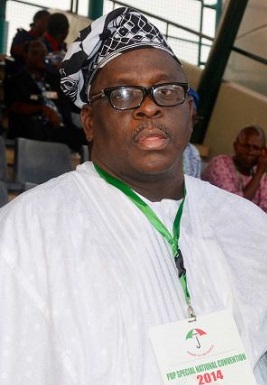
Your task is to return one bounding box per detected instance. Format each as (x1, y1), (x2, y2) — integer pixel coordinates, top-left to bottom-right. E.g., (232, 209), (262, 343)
(238, 132), (264, 145)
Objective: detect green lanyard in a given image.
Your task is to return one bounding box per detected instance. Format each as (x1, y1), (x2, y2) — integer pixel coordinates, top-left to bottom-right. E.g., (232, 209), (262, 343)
(94, 163), (192, 308)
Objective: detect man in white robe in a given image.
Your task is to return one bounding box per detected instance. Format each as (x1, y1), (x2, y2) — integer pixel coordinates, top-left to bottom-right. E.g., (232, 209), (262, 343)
(0, 6), (266, 385)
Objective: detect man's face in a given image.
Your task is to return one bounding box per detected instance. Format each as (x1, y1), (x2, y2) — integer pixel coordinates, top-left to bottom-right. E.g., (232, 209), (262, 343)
(234, 133), (265, 169)
(82, 48), (193, 182)
(25, 41), (47, 71)
(35, 14), (49, 35)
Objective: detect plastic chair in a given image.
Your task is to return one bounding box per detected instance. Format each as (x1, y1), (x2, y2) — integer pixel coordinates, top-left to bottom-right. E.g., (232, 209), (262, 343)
(0, 181), (9, 207)
(14, 137), (74, 186)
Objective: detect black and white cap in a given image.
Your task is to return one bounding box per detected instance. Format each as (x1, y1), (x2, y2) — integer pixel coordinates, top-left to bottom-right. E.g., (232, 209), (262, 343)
(60, 7), (181, 108)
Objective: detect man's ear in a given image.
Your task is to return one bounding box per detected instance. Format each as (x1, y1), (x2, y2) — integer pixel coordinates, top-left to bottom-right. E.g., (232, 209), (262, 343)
(81, 105), (94, 142)
(188, 95), (194, 116)
(187, 95), (194, 134)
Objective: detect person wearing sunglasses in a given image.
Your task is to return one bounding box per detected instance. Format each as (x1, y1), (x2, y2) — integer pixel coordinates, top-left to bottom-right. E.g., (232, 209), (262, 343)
(0, 7), (266, 385)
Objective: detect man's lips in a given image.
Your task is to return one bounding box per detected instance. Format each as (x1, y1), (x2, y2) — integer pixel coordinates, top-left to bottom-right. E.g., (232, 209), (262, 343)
(133, 129), (169, 149)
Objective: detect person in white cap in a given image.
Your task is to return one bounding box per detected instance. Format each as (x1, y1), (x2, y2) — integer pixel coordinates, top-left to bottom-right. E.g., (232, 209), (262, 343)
(0, 7), (266, 385)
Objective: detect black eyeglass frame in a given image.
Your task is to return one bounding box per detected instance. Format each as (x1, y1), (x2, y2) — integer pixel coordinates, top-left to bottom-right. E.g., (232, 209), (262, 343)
(88, 82), (189, 110)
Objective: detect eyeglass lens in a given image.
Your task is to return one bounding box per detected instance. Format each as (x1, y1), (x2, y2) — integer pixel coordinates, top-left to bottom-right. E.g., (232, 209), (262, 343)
(108, 84), (186, 110)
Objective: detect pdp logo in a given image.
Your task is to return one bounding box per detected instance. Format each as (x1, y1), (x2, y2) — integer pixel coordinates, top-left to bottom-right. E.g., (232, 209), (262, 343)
(185, 328), (214, 357)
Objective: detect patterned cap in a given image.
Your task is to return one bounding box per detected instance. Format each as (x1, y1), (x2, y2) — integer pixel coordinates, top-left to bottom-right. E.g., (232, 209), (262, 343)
(60, 7), (181, 108)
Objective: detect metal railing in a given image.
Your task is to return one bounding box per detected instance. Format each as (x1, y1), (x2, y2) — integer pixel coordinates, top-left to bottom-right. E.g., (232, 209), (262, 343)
(3, 0), (267, 79)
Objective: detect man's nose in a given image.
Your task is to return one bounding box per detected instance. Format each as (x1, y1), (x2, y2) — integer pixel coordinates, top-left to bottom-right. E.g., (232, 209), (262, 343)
(133, 94), (162, 119)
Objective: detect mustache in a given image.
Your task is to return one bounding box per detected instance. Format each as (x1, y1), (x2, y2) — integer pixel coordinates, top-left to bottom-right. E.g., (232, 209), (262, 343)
(131, 121), (171, 140)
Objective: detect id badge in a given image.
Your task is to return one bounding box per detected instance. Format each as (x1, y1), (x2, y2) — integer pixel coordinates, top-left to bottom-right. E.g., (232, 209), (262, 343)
(149, 310), (257, 385)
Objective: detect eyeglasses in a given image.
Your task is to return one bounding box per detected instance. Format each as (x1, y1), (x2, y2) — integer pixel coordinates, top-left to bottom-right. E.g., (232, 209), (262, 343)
(88, 82), (189, 110)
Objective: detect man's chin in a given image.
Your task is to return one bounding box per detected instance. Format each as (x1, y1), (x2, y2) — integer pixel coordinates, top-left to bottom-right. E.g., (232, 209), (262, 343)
(128, 161), (181, 180)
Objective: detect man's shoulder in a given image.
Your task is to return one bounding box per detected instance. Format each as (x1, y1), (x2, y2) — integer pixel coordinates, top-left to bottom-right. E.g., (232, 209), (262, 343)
(0, 164), (129, 231)
(5, 69), (36, 94)
(12, 28), (31, 43)
(7, 68), (27, 81)
(204, 154), (234, 173)
(186, 175), (267, 220)
(13, 28), (28, 36)
(210, 154), (232, 164)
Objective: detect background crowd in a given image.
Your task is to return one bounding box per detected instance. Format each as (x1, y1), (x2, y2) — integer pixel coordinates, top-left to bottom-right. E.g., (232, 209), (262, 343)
(1, 8), (267, 214)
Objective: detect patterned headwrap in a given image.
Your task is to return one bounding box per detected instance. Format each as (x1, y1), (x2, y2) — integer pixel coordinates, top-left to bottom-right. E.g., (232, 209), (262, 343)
(60, 7), (181, 108)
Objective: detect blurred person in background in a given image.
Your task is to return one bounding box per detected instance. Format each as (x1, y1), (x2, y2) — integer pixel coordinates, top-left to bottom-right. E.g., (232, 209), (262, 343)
(183, 87), (201, 177)
(42, 12), (69, 71)
(8, 9), (50, 75)
(4, 40), (85, 151)
(202, 125), (267, 212)
(42, 12), (85, 144)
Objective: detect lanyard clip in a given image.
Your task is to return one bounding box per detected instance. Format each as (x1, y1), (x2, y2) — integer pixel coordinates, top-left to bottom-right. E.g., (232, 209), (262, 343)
(187, 302), (197, 322)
